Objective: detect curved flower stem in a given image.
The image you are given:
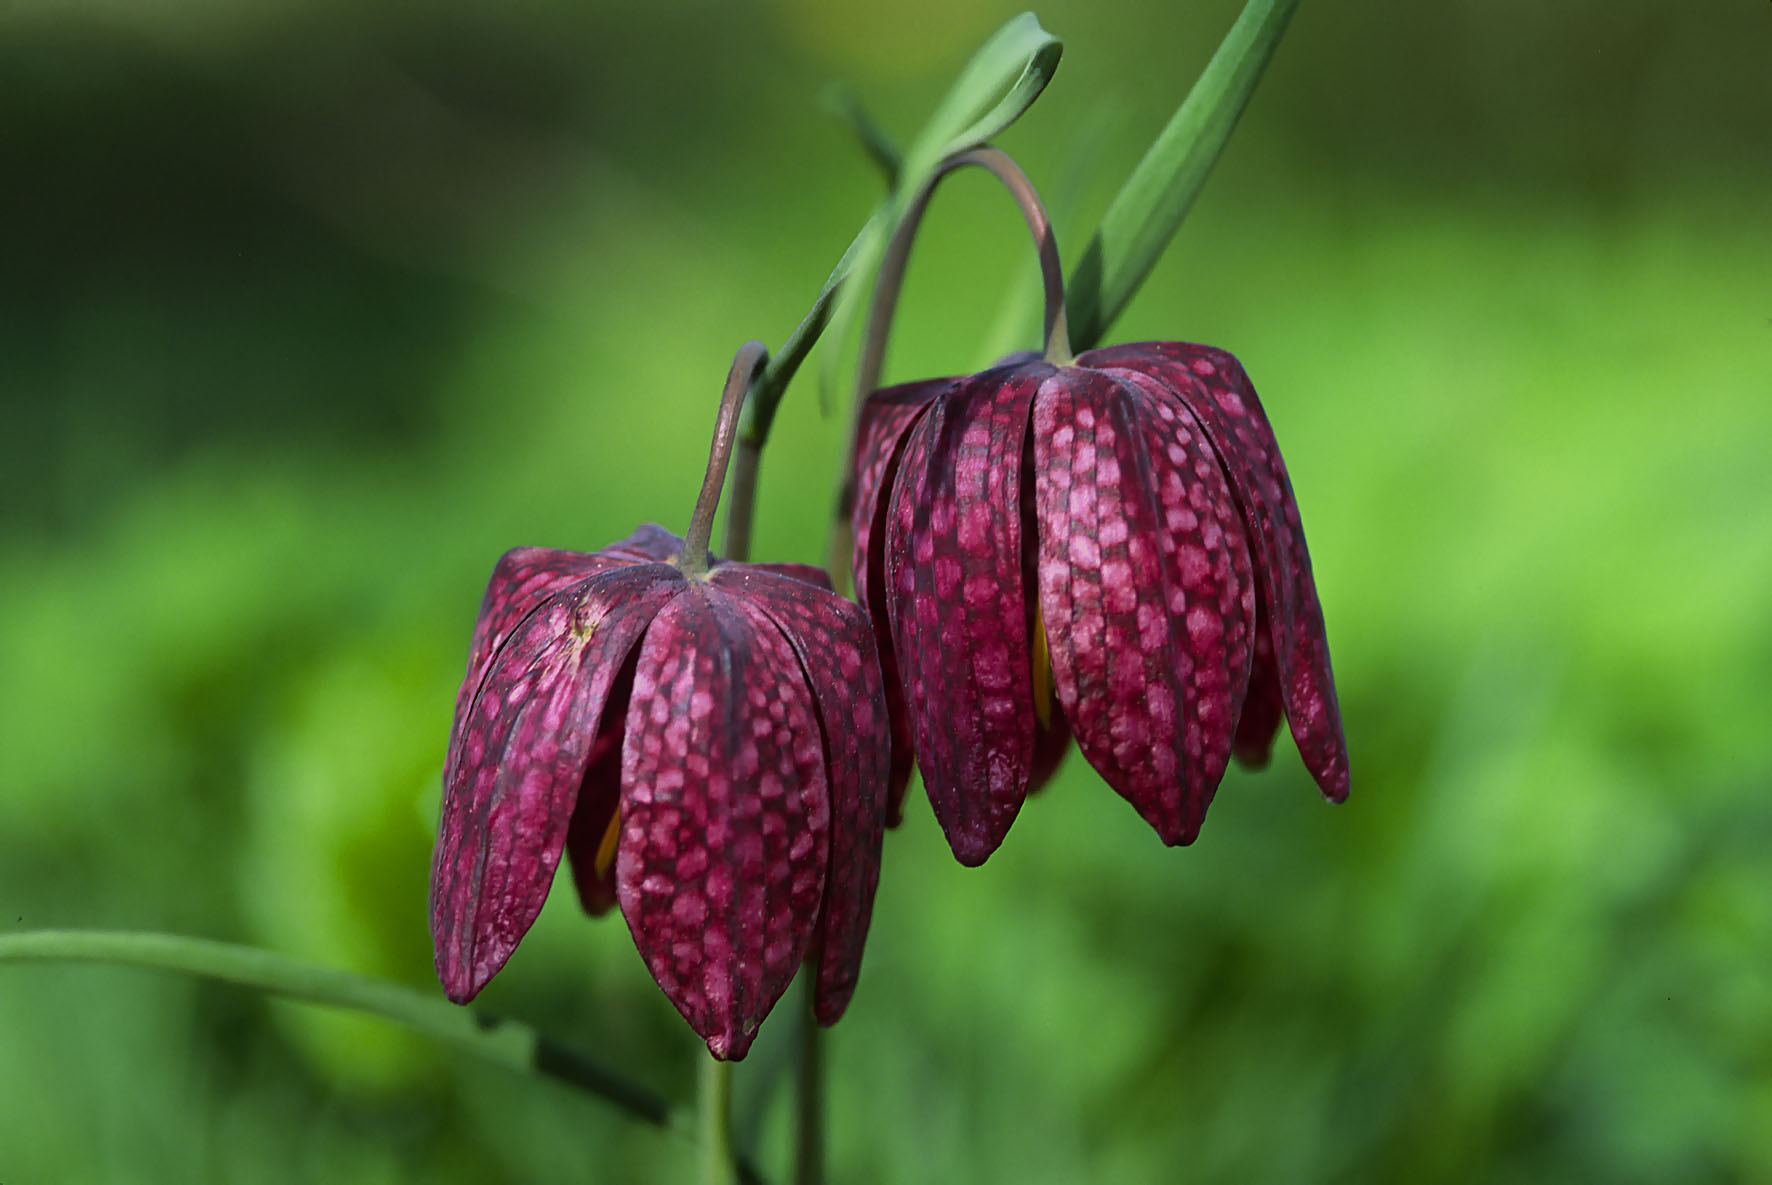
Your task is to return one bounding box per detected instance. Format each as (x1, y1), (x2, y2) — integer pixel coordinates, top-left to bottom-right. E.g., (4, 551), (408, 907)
(681, 340), (770, 575)
(0, 929), (673, 1124)
(700, 1055), (739, 1185)
(828, 144), (1068, 578)
(723, 436), (761, 563)
(855, 145), (1071, 402)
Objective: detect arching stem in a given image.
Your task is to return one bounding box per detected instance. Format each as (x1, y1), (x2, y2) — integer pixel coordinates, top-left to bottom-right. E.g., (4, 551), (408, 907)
(723, 437), (761, 562)
(831, 145), (1069, 579)
(854, 145), (1071, 409)
(680, 340), (769, 576)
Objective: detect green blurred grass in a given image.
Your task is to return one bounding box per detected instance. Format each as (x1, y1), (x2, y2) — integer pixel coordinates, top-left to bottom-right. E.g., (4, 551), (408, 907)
(2, 1), (1769, 1181)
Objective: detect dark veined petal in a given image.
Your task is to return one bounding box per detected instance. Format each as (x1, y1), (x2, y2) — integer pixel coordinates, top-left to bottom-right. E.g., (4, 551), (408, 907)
(711, 565), (889, 1025)
(885, 364), (1044, 865)
(852, 381), (950, 600)
(738, 561), (834, 591)
(1031, 367), (1255, 844)
(615, 584), (831, 1060)
(448, 547), (625, 777)
(602, 522), (692, 566)
(1082, 343), (1349, 800)
(1029, 709), (1072, 794)
(1232, 602), (1284, 768)
(850, 379), (947, 823)
(431, 563), (685, 1002)
(560, 658), (637, 918)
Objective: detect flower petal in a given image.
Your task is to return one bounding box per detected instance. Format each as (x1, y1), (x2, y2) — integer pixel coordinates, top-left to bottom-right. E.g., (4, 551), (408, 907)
(885, 364), (1043, 865)
(712, 565), (890, 1026)
(1082, 343), (1349, 800)
(1232, 601), (1284, 768)
(431, 563), (685, 1002)
(449, 548), (624, 770)
(850, 379), (946, 823)
(1029, 710), (1072, 793)
(615, 584), (831, 1060)
(1032, 367), (1254, 844)
(602, 522), (691, 566)
(738, 561), (834, 591)
(561, 661), (635, 918)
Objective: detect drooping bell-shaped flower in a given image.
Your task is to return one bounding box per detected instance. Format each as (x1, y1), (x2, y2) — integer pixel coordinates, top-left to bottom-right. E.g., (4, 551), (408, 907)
(432, 344), (890, 1059)
(850, 341), (1348, 866)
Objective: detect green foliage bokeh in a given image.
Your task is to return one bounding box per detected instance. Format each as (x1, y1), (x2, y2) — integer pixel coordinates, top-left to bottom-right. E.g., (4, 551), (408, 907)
(2, 0), (1768, 1181)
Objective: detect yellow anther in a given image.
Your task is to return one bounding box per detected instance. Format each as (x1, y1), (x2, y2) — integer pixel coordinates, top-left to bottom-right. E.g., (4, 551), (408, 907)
(1032, 609), (1054, 729)
(594, 805), (621, 877)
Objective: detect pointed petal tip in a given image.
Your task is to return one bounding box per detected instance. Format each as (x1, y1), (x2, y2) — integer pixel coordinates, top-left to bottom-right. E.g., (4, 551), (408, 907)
(703, 1024), (758, 1061)
(946, 829), (1002, 868)
(431, 895), (510, 1005)
(433, 954), (490, 1005)
(1152, 811), (1204, 847)
(441, 981), (479, 1006)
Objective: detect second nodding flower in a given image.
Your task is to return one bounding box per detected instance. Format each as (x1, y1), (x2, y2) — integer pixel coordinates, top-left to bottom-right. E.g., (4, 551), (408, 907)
(844, 148), (1349, 867)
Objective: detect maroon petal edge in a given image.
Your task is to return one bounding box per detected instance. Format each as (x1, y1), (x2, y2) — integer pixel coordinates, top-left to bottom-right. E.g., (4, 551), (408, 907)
(1232, 601), (1284, 768)
(1082, 343), (1350, 800)
(447, 547), (624, 779)
(561, 660), (636, 918)
(738, 561), (835, 591)
(430, 563), (685, 1001)
(712, 565), (890, 1026)
(885, 364), (1043, 865)
(602, 522), (692, 566)
(850, 379), (946, 823)
(1031, 367), (1255, 844)
(614, 584), (831, 1060)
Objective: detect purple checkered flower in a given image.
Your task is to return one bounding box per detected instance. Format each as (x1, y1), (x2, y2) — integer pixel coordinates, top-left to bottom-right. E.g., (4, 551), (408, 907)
(851, 341), (1349, 866)
(431, 524), (889, 1060)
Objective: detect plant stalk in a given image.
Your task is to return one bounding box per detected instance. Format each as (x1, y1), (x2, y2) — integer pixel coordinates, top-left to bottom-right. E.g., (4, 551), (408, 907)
(0, 929), (672, 1125)
(700, 1054), (738, 1185)
(829, 144), (1070, 575)
(681, 340), (769, 575)
(794, 983), (825, 1185)
(1064, 0), (1301, 350)
(723, 437), (761, 562)
(854, 145), (1071, 405)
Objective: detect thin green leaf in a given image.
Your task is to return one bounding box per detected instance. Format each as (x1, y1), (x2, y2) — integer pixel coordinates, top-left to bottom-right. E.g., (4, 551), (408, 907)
(1066, 0), (1301, 351)
(905, 12), (1063, 172)
(822, 83), (903, 187)
(740, 218), (878, 447)
(815, 12), (1062, 411)
(0, 929), (673, 1123)
(973, 95), (1126, 366)
(738, 13), (1061, 451)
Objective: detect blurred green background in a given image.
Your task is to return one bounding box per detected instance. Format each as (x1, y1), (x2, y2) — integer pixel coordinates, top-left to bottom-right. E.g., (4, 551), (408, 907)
(3, 0), (1769, 1181)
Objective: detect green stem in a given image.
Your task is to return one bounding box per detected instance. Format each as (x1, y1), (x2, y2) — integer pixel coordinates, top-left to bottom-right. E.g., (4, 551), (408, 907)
(723, 436), (761, 563)
(700, 1055), (738, 1185)
(734, 12), (1060, 462)
(0, 929), (672, 1126)
(827, 144), (1068, 575)
(736, 224), (874, 456)
(854, 145), (1070, 404)
(823, 84), (903, 187)
(1065, 0), (1301, 350)
(680, 341), (769, 575)
(794, 983), (824, 1185)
